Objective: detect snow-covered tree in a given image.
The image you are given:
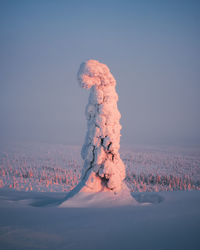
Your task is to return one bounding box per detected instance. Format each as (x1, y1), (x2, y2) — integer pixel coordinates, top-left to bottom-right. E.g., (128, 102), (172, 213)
(77, 60), (126, 192)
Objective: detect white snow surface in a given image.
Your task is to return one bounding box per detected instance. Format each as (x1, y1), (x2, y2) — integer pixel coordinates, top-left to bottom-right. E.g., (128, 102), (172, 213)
(59, 183), (137, 208)
(0, 189), (200, 250)
(77, 60), (126, 192)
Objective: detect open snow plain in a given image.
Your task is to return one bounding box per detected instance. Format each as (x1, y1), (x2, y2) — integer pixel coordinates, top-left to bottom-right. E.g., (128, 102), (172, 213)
(0, 142), (200, 250)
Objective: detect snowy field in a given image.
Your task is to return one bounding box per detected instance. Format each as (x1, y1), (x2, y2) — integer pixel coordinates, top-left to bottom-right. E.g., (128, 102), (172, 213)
(0, 142), (200, 250)
(0, 190), (200, 250)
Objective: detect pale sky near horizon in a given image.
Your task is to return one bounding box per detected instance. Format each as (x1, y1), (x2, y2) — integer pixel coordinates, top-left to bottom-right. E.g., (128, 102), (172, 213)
(0, 0), (200, 146)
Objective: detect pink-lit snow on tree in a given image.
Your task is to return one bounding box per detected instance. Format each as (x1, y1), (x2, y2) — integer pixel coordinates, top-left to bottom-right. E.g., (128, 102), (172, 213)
(78, 60), (126, 192)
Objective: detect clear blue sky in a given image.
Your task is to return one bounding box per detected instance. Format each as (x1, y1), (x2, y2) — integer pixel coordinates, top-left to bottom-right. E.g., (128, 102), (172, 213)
(0, 0), (200, 146)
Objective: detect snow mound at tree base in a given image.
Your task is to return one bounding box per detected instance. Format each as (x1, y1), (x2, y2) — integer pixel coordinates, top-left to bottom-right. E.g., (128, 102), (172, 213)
(59, 183), (138, 208)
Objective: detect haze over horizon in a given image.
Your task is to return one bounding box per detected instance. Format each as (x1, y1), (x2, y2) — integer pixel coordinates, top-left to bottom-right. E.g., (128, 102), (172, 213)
(1, 0), (200, 147)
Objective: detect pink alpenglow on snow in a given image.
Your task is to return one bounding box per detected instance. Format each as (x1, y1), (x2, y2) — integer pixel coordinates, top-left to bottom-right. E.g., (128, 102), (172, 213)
(77, 60), (126, 193)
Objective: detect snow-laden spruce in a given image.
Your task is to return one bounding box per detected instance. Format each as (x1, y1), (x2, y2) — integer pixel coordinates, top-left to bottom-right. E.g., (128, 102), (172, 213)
(78, 60), (126, 192)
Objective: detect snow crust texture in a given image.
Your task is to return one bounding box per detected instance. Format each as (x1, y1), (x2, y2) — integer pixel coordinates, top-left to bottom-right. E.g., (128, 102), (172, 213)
(78, 60), (125, 192)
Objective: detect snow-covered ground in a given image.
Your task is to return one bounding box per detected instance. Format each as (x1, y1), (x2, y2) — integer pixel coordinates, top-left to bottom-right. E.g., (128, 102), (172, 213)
(0, 142), (200, 192)
(0, 142), (200, 250)
(0, 189), (199, 250)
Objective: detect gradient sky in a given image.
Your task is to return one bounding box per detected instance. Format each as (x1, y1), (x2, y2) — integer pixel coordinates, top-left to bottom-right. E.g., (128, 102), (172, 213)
(0, 0), (200, 146)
